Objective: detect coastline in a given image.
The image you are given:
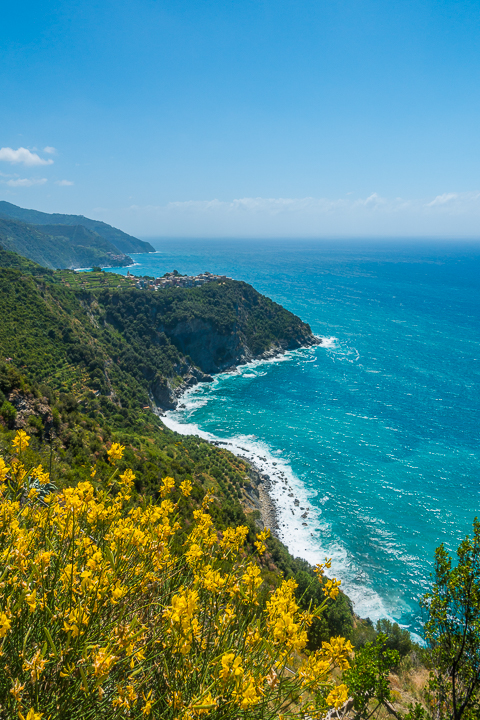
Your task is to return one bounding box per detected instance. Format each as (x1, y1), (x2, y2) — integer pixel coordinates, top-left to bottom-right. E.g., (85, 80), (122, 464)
(159, 340), (400, 627)
(157, 335), (322, 412)
(211, 439), (281, 534)
(159, 341), (324, 544)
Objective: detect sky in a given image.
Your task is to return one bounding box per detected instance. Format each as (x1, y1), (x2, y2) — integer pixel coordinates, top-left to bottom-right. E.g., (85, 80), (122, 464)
(2, 0), (480, 238)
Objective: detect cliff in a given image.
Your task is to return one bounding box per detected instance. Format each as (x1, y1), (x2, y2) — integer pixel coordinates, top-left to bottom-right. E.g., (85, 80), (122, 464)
(101, 279), (321, 407)
(0, 217), (133, 269)
(0, 263), (320, 415)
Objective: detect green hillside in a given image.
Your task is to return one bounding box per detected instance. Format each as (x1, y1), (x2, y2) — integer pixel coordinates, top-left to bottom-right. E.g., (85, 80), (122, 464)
(0, 200), (154, 254)
(0, 262), (353, 652)
(0, 266), (318, 407)
(0, 245), (48, 273)
(0, 217), (132, 269)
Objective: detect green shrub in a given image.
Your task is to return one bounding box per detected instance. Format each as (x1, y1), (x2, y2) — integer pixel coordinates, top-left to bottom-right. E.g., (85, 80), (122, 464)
(0, 400), (16, 427)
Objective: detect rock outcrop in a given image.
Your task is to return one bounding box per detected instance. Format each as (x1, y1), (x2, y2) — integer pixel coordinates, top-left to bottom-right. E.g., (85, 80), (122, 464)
(152, 319), (320, 410)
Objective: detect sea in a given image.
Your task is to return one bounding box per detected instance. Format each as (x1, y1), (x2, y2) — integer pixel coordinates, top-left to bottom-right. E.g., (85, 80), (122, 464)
(105, 238), (480, 637)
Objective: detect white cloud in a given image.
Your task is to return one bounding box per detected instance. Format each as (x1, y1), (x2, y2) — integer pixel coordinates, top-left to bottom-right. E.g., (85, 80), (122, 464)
(0, 147), (54, 166)
(6, 177), (48, 187)
(426, 192), (459, 207)
(55, 179), (74, 186)
(163, 196), (345, 215)
(354, 192), (387, 208)
(117, 191), (480, 238)
(43, 146), (56, 154)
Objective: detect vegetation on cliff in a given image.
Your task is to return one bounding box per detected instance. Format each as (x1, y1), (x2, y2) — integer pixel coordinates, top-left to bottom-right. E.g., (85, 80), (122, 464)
(0, 217), (133, 270)
(0, 264), (318, 410)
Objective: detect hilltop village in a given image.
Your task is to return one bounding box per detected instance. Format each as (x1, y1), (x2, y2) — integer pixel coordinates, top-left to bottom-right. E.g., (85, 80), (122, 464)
(127, 269), (231, 290)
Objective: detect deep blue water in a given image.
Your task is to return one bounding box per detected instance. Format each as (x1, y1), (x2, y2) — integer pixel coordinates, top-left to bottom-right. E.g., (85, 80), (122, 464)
(106, 239), (480, 635)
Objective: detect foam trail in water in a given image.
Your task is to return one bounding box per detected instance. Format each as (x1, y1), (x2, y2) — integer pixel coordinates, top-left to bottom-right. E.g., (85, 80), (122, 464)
(319, 336), (338, 349)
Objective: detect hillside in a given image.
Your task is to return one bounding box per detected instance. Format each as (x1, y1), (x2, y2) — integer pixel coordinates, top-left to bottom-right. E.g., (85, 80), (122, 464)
(0, 265), (319, 409)
(0, 245), (47, 273)
(0, 217), (132, 269)
(0, 258), (352, 653)
(0, 200), (154, 254)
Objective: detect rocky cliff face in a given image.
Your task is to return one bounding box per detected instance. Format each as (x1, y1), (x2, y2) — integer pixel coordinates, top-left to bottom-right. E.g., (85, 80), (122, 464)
(151, 363), (213, 410)
(166, 317), (320, 375)
(152, 317), (320, 411)
(93, 278), (322, 412)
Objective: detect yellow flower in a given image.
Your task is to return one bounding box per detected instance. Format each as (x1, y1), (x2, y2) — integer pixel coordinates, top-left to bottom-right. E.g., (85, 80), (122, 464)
(219, 652), (243, 681)
(142, 690), (154, 715)
(220, 525), (249, 552)
(25, 589), (37, 612)
(244, 625), (261, 648)
(22, 651), (47, 683)
(111, 582), (127, 603)
(92, 648), (116, 678)
(191, 690), (217, 715)
(113, 683), (138, 709)
(9, 679), (25, 701)
(0, 457), (10, 482)
(30, 464), (50, 485)
(164, 588), (198, 628)
(265, 579), (307, 652)
(241, 563), (263, 597)
(198, 565), (226, 593)
(12, 430), (30, 453)
(326, 683), (349, 709)
(0, 611), (11, 638)
(18, 710), (43, 720)
(254, 529), (270, 555)
(63, 607), (88, 637)
(180, 479), (192, 497)
(233, 676), (262, 708)
(119, 468), (135, 488)
(314, 557), (332, 577)
(163, 588), (199, 654)
(160, 476), (175, 497)
(185, 543), (203, 567)
(322, 577), (342, 600)
(320, 637), (353, 670)
(107, 443), (125, 463)
(299, 652), (331, 688)
(37, 550), (54, 570)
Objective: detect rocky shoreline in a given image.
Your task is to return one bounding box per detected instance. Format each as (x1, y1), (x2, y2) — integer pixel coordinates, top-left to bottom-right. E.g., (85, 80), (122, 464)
(156, 334), (322, 412)
(210, 439), (281, 534)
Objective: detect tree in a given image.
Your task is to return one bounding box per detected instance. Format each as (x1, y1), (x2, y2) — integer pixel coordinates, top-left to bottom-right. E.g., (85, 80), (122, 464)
(376, 618), (413, 658)
(422, 518), (480, 720)
(0, 400), (16, 427)
(344, 633), (400, 718)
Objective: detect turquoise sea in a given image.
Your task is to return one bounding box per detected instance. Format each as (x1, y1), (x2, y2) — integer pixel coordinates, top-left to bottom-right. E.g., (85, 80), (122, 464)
(106, 239), (480, 636)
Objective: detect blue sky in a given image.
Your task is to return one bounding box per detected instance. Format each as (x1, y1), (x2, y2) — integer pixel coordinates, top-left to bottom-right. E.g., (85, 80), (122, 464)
(2, 0), (480, 237)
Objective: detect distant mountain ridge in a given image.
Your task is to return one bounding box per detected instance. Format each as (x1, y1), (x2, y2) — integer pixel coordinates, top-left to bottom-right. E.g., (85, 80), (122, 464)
(0, 217), (133, 270)
(0, 201), (154, 254)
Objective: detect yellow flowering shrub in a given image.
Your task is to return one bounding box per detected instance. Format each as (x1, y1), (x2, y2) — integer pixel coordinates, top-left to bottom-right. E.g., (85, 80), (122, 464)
(0, 430), (351, 719)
